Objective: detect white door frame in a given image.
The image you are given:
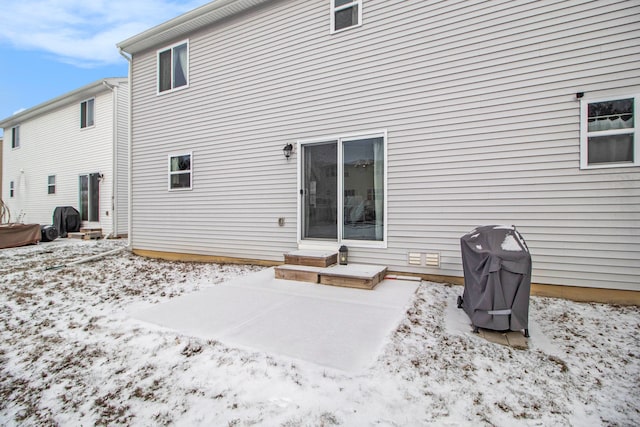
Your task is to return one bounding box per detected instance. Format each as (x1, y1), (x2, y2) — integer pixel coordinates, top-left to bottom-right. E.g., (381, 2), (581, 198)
(296, 129), (388, 250)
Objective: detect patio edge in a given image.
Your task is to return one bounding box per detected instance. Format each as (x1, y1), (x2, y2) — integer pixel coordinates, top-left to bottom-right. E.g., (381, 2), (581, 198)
(131, 249), (639, 306)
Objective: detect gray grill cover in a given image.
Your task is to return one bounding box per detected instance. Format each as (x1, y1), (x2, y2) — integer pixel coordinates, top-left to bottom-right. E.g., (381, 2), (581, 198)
(53, 206), (81, 238)
(460, 225), (531, 332)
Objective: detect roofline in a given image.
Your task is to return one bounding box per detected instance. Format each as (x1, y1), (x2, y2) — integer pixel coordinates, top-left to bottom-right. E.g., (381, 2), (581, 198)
(117, 0), (272, 54)
(0, 77), (127, 129)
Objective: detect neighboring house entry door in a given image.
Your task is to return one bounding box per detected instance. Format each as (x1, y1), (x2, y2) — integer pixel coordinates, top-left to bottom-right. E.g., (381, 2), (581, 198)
(300, 134), (385, 245)
(79, 173), (100, 222)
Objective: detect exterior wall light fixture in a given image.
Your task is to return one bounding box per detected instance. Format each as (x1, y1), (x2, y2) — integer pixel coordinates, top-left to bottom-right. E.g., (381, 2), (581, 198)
(283, 143), (293, 160)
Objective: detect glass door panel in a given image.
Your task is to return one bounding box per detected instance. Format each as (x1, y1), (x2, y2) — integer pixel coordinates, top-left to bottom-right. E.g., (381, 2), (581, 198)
(343, 137), (384, 241)
(79, 173), (100, 222)
(302, 142), (338, 240)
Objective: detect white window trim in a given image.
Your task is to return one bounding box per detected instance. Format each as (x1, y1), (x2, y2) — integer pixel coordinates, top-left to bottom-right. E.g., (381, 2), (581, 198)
(48, 175), (56, 195)
(580, 94), (639, 169)
(157, 39), (190, 95)
(80, 98), (95, 129)
(330, 0), (363, 34)
(168, 151), (193, 191)
(296, 129), (388, 249)
(11, 125), (20, 149)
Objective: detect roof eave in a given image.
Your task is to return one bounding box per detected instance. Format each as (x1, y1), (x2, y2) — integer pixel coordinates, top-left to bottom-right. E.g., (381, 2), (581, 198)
(117, 0), (272, 54)
(0, 77), (127, 129)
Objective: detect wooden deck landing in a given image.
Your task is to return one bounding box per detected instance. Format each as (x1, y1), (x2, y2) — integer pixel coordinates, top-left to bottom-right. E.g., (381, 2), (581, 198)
(68, 228), (103, 240)
(319, 264), (388, 290)
(276, 250), (387, 290)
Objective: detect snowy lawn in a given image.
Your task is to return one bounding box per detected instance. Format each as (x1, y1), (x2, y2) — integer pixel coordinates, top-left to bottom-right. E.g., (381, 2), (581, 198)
(0, 239), (638, 426)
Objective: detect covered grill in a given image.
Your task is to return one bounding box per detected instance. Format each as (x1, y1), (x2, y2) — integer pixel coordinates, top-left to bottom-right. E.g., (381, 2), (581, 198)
(458, 225), (532, 337)
(53, 206), (81, 238)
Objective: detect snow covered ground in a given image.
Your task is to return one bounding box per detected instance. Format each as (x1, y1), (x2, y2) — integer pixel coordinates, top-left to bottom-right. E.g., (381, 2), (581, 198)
(1, 239), (638, 426)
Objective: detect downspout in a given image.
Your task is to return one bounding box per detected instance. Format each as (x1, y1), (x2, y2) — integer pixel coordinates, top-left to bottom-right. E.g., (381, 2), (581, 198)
(102, 80), (117, 238)
(119, 48), (133, 251)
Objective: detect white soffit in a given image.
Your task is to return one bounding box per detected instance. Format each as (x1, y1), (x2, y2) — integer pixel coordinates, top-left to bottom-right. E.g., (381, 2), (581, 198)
(117, 0), (273, 54)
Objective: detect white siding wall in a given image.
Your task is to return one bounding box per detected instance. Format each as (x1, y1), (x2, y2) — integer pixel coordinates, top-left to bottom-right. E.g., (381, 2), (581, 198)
(130, 0), (640, 291)
(2, 89), (116, 235)
(114, 84), (130, 236)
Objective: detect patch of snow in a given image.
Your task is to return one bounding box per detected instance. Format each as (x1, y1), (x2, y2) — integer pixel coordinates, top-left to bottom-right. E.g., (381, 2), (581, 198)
(501, 233), (523, 251)
(0, 240), (638, 425)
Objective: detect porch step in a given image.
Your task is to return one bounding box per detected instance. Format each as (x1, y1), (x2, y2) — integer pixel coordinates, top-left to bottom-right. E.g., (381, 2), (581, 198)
(274, 264), (323, 283)
(80, 227), (102, 233)
(68, 230), (103, 240)
(319, 264), (388, 290)
(284, 250), (338, 268)
(274, 263), (388, 290)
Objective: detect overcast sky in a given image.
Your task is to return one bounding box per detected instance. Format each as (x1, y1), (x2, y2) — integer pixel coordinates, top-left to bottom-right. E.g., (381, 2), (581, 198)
(0, 0), (211, 131)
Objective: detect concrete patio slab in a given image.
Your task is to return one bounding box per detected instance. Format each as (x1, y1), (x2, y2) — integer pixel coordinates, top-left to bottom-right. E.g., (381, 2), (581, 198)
(131, 268), (419, 372)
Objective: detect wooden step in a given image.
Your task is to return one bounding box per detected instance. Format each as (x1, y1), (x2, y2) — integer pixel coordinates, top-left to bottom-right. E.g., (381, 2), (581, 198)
(275, 263), (387, 290)
(67, 231), (103, 240)
(284, 250), (338, 268)
(274, 264), (323, 283)
(80, 227), (102, 233)
(319, 264), (387, 290)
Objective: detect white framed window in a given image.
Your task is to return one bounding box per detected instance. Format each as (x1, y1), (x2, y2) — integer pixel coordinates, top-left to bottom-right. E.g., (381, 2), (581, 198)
(10, 181), (15, 198)
(330, 0), (362, 33)
(168, 152), (192, 190)
(580, 95), (638, 168)
(80, 98), (95, 128)
(48, 175), (56, 194)
(158, 40), (189, 94)
(11, 125), (20, 149)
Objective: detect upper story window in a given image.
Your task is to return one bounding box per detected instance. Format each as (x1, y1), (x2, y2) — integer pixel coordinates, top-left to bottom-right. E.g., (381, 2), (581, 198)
(10, 181), (15, 198)
(80, 98), (95, 128)
(48, 175), (56, 194)
(581, 95), (638, 168)
(168, 152), (192, 190)
(11, 125), (20, 149)
(158, 40), (189, 93)
(331, 0), (362, 33)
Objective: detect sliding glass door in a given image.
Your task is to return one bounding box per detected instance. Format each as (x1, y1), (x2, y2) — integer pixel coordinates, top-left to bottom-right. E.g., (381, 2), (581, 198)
(300, 132), (386, 245)
(79, 173), (100, 222)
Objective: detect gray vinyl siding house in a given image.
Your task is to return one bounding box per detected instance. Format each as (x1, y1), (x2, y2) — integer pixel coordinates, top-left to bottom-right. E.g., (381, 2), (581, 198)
(118, 0), (640, 293)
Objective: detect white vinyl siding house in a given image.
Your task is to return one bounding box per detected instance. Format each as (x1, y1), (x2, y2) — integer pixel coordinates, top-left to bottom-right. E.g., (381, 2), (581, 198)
(119, 0), (640, 293)
(0, 78), (129, 237)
